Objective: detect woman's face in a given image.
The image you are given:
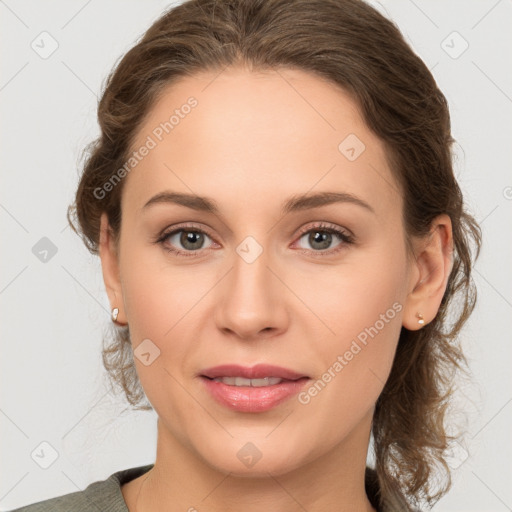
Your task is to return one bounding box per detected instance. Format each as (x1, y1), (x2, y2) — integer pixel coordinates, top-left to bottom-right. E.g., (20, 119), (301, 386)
(102, 67), (421, 476)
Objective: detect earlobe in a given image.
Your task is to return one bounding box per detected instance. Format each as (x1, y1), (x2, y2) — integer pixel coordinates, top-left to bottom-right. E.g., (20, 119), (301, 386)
(402, 214), (454, 331)
(99, 213), (127, 326)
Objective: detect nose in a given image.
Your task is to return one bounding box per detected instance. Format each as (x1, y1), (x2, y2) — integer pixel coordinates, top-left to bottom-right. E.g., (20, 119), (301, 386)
(214, 242), (289, 341)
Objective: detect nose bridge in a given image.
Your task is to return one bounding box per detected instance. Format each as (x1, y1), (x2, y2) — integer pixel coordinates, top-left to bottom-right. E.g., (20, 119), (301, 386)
(231, 233), (276, 305)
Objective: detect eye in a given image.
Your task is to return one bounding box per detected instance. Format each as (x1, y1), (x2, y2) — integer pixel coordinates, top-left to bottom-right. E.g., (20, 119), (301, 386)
(293, 222), (355, 256)
(156, 223), (216, 258)
(155, 221), (355, 258)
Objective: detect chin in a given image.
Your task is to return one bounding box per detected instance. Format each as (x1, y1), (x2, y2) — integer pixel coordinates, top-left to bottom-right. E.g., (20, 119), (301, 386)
(197, 438), (309, 478)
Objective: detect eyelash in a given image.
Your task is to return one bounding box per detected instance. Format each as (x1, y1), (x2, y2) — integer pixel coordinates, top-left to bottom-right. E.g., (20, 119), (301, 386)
(155, 222), (355, 259)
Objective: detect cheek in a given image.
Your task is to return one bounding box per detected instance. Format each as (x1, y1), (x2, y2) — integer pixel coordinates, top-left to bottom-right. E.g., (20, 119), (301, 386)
(119, 243), (218, 369)
(118, 247), (197, 415)
(303, 245), (407, 343)
(296, 301), (403, 445)
(299, 249), (406, 412)
(120, 241), (190, 338)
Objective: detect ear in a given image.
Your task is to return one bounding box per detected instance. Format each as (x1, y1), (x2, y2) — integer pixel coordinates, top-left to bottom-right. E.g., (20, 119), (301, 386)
(99, 212), (126, 325)
(402, 214), (454, 330)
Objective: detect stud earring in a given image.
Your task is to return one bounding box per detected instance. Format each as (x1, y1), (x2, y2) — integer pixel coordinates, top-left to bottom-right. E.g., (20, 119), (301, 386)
(416, 312), (425, 325)
(111, 307), (119, 323)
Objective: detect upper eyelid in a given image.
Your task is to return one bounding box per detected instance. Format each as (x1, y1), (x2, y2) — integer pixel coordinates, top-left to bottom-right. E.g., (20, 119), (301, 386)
(296, 222), (352, 237)
(160, 222), (215, 240)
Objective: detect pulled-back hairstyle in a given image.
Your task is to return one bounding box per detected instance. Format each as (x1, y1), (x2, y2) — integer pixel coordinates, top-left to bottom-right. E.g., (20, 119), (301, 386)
(67, 0), (482, 509)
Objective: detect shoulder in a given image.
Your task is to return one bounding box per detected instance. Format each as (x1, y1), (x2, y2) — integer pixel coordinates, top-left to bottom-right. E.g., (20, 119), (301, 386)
(7, 464), (154, 512)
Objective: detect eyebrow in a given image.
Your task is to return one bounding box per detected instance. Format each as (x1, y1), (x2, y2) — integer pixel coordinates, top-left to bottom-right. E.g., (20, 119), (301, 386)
(142, 190), (376, 215)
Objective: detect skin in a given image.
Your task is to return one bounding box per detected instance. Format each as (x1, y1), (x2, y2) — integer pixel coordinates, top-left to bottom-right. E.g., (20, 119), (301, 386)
(98, 66), (453, 512)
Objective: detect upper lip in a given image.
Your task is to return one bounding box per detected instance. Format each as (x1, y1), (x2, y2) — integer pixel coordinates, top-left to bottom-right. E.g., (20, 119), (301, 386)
(200, 364), (309, 381)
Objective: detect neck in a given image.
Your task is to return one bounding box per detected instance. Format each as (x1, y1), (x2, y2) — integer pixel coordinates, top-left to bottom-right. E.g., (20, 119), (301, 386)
(131, 411), (377, 512)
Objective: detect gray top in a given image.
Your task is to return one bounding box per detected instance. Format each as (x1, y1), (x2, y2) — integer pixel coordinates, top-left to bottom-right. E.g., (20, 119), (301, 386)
(8, 464), (154, 512)
(8, 464), (419, 511)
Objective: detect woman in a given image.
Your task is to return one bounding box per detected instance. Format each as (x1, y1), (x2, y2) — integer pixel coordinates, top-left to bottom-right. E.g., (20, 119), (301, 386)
(10, 0), (482, 510)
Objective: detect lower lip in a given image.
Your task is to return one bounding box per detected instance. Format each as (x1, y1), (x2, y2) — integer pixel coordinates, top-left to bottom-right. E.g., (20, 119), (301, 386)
(200, 376), (310, 412)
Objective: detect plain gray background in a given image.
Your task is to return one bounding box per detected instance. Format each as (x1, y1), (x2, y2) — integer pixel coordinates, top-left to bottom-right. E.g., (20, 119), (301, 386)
(1, 1), (511, 510)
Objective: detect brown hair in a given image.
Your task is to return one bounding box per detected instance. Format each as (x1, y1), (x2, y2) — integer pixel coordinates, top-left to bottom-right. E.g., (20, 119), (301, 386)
(67, 0), (482, 509)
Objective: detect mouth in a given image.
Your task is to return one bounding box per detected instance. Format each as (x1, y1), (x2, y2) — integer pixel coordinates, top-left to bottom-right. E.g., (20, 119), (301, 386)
(199, 364), (310, 412)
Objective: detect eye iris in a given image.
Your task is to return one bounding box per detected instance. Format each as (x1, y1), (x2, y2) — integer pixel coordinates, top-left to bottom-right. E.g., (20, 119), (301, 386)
(181, 231), (205, 250)
(309, 231), (332, 250)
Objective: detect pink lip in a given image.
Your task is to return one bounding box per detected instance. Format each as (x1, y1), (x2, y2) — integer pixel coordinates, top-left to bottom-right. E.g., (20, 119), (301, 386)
(200, 364), (308, 380)
(199, 364), (310, 413)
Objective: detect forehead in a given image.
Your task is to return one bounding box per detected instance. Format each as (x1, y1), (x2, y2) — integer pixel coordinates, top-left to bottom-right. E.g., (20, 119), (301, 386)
(123, 67), (401, 220)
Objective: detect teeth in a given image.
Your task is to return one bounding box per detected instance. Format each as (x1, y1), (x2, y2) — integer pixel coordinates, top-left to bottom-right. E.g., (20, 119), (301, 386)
(212, 376), (283, 387)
